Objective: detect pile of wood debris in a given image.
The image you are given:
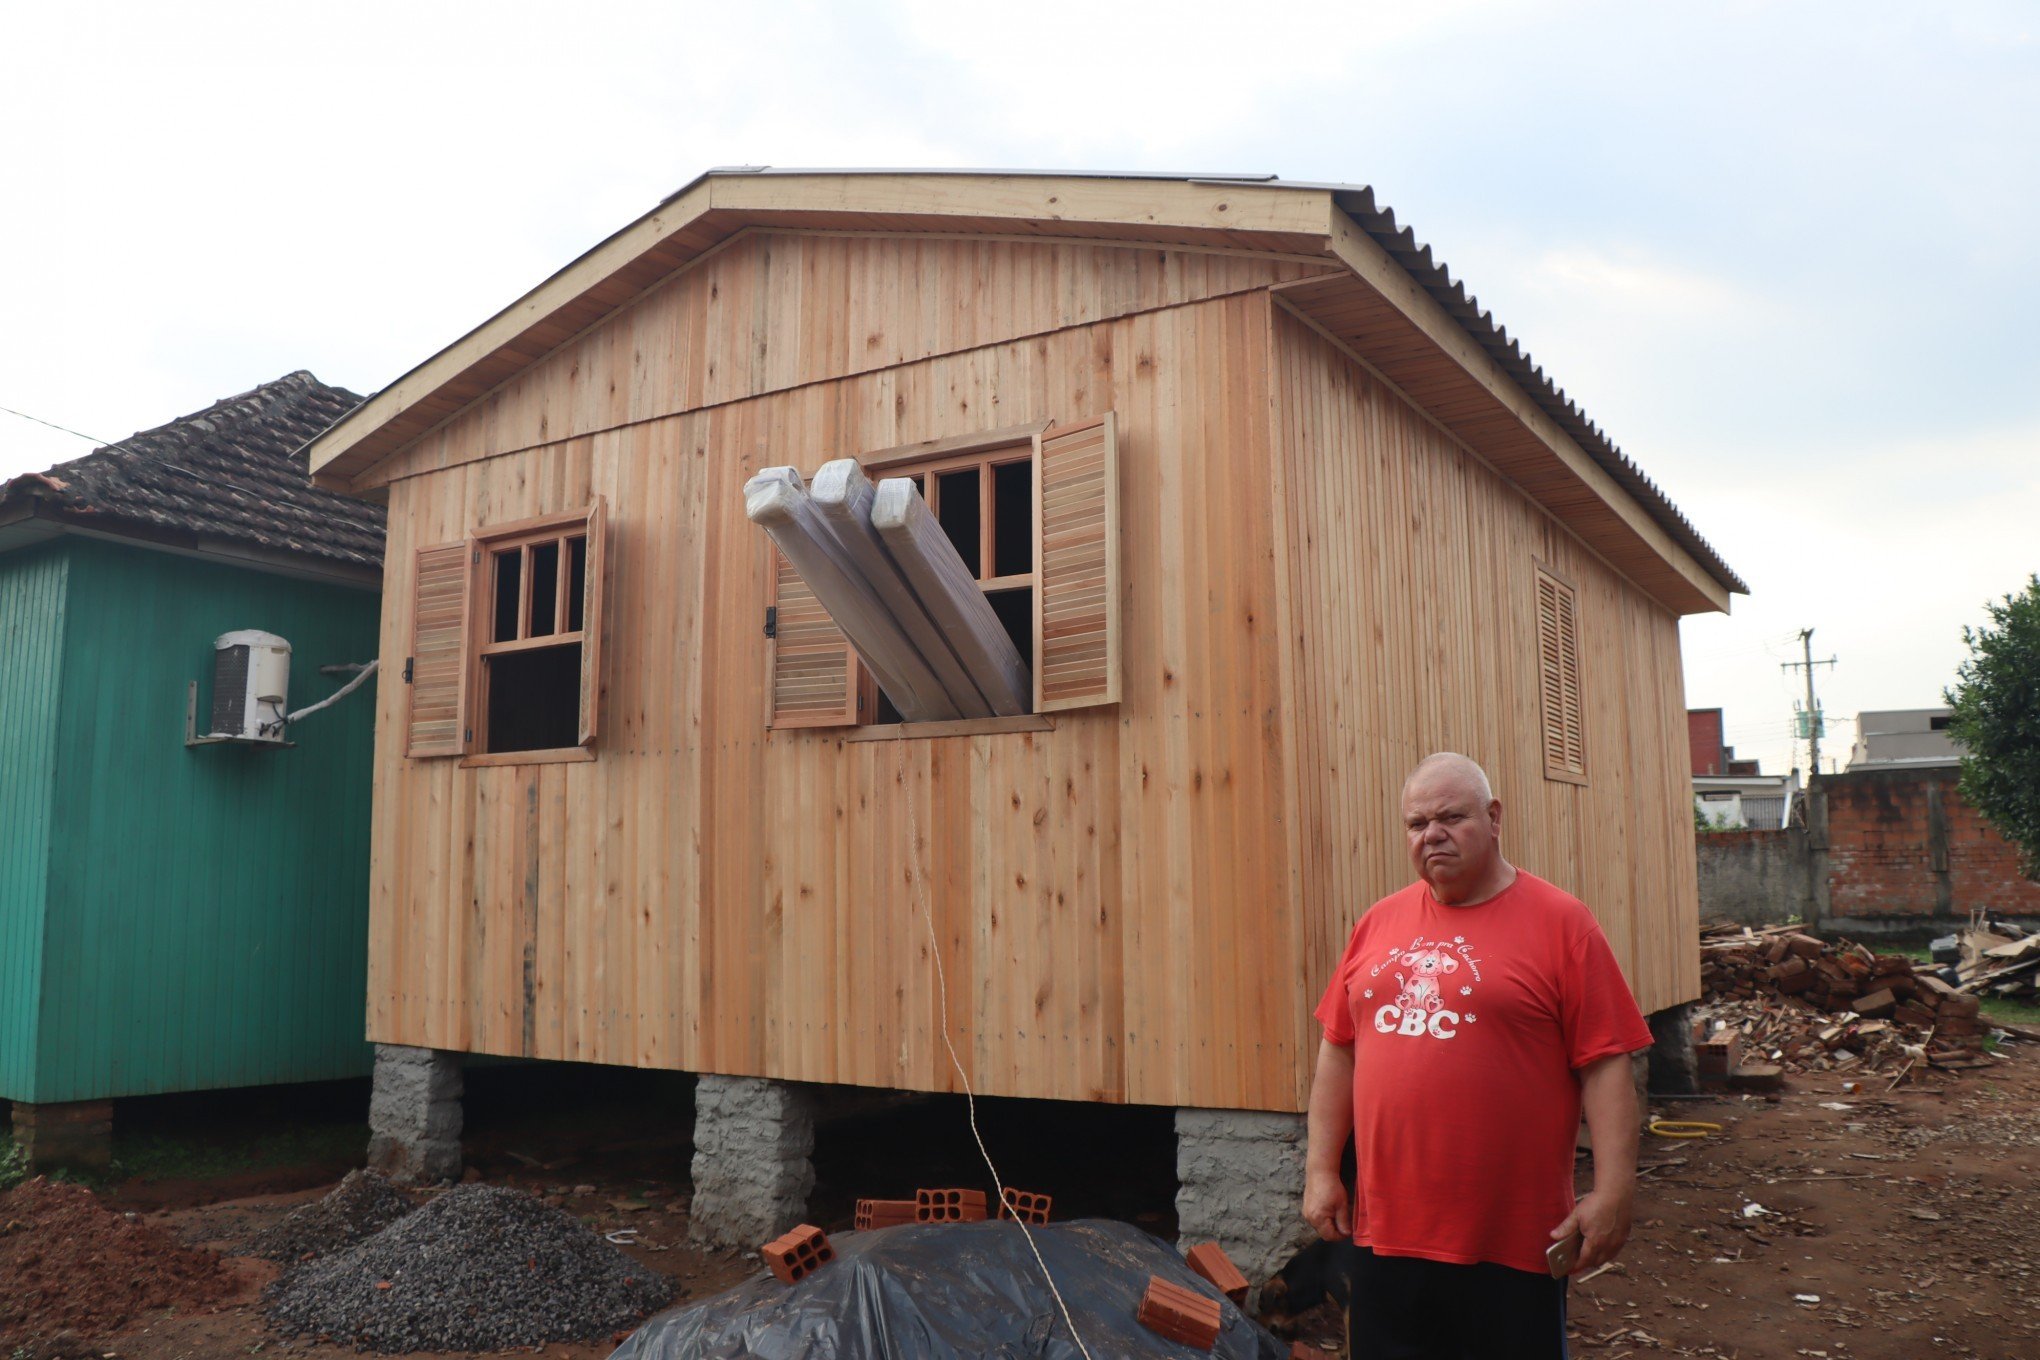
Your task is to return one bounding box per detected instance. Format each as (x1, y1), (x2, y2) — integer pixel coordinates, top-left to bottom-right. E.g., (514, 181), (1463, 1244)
(1695, 922), (2016, 1082)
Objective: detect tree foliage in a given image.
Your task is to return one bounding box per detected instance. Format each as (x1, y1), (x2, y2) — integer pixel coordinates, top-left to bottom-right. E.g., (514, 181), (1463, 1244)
(1946, 574), (2040, 878)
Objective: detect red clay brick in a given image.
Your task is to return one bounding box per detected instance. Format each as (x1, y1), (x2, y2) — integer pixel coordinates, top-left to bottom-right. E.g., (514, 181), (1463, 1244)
(1138, 1275), (1223, 1349)
(1183, 1242), (1249, 1304)
(998, 1187), (1053, 1225)
(855, 1198), (919, 1231)
(761, 1224), (834, 1284)
(916, 1187), (989, 1223)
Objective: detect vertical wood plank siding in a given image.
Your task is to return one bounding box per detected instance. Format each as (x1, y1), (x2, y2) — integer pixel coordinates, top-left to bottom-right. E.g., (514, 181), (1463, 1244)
(1270, 306), (1700, 1021)
(366, 233), (1698, 1116)
(21, 540), (381, 1103)
(0, 545), (67, 1100)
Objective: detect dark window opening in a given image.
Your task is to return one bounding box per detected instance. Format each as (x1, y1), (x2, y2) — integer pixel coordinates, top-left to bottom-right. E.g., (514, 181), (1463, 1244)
(529, 541), (560, 637)
(566, 536), (588, 632)
(993, 460), (1032, 577)
(492, 549), (522, 643)
(936, 469), (982, 576)
(874, 687), (905, 726)
(987, 588), (1033, 671)
(486, 644), (582, 752)
(1929, 714), (1953, 732)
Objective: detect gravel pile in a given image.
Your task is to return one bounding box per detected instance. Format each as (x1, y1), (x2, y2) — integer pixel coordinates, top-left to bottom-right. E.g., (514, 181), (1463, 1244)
(243, 1169), (415, 1263)
(265, 1183), (672, 1351)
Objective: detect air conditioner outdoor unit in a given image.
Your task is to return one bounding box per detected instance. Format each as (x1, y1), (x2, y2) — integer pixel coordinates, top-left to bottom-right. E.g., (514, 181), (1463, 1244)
(209, 630), (292, 742)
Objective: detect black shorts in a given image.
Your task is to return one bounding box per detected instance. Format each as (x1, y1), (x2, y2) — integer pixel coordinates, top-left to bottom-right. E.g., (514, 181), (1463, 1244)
(1346, 1248), (1568, 1360)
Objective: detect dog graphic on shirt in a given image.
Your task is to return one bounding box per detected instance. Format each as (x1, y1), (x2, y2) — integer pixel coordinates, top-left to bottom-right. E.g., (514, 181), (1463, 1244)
(1369, 937), (1480, 1041)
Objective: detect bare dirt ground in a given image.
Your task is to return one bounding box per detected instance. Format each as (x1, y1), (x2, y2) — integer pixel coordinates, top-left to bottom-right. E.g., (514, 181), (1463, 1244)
(1563, 1043), (2037, 1359)
(5, 1046), (2032, 1360)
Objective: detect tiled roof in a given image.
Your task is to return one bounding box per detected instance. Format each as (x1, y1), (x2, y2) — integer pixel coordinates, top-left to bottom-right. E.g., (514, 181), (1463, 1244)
(1, 372), (383, 570)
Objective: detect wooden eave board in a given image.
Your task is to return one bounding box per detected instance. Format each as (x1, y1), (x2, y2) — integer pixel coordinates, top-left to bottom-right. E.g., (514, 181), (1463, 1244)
(1275, 269), (1727, 617)
(306, 176), (1341, 488)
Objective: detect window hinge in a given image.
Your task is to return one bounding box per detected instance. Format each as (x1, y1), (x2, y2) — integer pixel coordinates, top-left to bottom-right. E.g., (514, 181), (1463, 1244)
(403, 656), (414, 684)
(472, 548), (482, 565)
(763, 605), (777, 639)
(464, 727), (473, 744)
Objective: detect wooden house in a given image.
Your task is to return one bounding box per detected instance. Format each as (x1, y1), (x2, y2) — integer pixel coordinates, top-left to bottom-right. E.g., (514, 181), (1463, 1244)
(305, 170), (1742, 1203)
(0, 373), (383, 1168)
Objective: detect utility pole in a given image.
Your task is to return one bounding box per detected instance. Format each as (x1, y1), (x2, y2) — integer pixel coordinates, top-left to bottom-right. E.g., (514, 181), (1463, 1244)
(1782, 628), (1838, 774)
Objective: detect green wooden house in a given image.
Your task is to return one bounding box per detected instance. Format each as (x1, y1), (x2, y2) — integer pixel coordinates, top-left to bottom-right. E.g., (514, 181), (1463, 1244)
(0, 373), (384, 1168)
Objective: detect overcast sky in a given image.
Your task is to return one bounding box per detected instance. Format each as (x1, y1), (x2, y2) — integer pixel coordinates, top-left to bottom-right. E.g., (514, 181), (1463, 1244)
(3, 1), (2033, 778)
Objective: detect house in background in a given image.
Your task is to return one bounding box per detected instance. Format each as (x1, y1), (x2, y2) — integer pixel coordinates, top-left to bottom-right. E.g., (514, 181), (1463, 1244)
(1687, 709), (1798, 829)
(303, 169), (1744, 1275)
(1848, 707), (1959, 768)
(0, 372), (383, 1169)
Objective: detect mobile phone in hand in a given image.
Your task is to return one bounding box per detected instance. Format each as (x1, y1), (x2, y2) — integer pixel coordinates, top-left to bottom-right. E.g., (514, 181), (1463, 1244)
(1546, 1230), (1582, 1279)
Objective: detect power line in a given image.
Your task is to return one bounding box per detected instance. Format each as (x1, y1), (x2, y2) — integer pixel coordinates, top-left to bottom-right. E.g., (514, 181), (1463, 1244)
(0, 402), (110, 448)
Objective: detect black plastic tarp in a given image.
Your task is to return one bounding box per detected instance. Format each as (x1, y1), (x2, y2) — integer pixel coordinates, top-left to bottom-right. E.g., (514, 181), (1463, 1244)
(609, 1219), (1286, 1360)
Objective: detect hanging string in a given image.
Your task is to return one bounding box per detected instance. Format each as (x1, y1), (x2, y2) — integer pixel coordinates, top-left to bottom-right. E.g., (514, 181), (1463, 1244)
(893, 734), (1099, 1360)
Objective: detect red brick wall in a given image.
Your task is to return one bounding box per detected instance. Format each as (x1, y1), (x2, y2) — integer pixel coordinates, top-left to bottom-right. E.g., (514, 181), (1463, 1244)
(1688, 709), (1725, 777)
(1822, 766), (2040, 920)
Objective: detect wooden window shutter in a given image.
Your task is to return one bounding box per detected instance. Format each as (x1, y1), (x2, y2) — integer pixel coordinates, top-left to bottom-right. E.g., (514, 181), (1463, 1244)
(1033, 413), (1121, 712)
(578, 496), (608, 746)
(1536, 566), (1586, 781)
(765, 542), (864, 728)
(407, 540), (473, 757)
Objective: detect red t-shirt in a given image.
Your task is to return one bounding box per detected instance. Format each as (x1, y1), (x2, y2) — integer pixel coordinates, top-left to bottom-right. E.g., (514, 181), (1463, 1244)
(1314, 870), (1653, 1274)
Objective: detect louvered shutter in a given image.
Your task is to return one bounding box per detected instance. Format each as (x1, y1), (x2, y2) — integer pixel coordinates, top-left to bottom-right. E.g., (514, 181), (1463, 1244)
(1033, 413), (1121, 712)
(766, 542), (864, 728)
(1536, 567), (1586, 781)
(407, 540), (473, 757)
(578, 496), (608, 746)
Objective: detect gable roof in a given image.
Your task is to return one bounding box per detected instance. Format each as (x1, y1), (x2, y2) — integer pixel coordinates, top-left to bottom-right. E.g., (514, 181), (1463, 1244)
(1, 372), (383, 583)
(301, 168), (1741, 612)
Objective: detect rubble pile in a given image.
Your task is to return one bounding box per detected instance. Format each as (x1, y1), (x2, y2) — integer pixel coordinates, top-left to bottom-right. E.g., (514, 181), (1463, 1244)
(1698, 923), (1995, 1077)
(265, 1183), (671, 1352)
(241, 1168), (415, 1264)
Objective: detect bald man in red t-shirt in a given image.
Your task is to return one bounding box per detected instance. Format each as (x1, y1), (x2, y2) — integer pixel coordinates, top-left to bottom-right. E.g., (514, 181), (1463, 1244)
(1303, 753), (1652, 1359)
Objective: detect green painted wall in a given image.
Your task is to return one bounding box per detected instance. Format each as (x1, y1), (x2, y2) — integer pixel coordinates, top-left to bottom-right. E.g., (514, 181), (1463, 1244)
(0, 544), (67, 1099)
(6, 538), (379, 1103)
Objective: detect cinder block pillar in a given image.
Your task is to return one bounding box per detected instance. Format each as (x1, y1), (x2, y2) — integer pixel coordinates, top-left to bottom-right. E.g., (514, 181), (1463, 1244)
(1175, 1108), (1314, 1290)
(1647, 1002), (1701, 1096)
(13, 1100), (115, 1173)
(366, 1044), (463, 1183)
(688, 1075), (815, 1249)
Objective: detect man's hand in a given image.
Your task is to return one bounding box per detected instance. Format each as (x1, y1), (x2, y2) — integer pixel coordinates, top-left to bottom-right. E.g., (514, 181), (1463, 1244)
(1303, 1039), (1357, 1242)
(1550, 1185), (1633, 1275)
(1303, 1169), (1352, 1242)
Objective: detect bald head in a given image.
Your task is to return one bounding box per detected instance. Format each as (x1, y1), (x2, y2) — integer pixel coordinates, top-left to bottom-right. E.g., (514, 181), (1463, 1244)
(1402, 752), (1493, 805)
(1400, 753), (1514, 905)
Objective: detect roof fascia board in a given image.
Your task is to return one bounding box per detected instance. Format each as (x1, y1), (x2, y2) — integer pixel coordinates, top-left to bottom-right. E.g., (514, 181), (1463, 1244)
(705, 171), (1333, 237)
(0, 501), (377, 590)
(1325, 211), (1731, 615)
(308, 175), (1339, 489)
(307, 179), (721, 483)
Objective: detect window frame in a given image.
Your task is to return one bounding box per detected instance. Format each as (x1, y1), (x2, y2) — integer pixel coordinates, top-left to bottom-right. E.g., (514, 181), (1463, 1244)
(459, 503), (605, 767)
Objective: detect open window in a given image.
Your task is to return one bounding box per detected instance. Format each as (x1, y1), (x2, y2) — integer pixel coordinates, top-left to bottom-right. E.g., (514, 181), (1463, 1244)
(761, 416), (1121, 729)
(404, 498), (607, 762)
(1535, 563), (1585, 784)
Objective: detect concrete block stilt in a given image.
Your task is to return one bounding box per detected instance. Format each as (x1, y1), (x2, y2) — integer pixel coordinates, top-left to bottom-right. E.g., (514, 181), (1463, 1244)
(13, 1100), (115, 1174)
(366, 1044), (464, 1183)
(1174, 1108), (1315, 1292)
(688, 1075), (816, 1249)
(1647, 1001), (1701, 1096)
